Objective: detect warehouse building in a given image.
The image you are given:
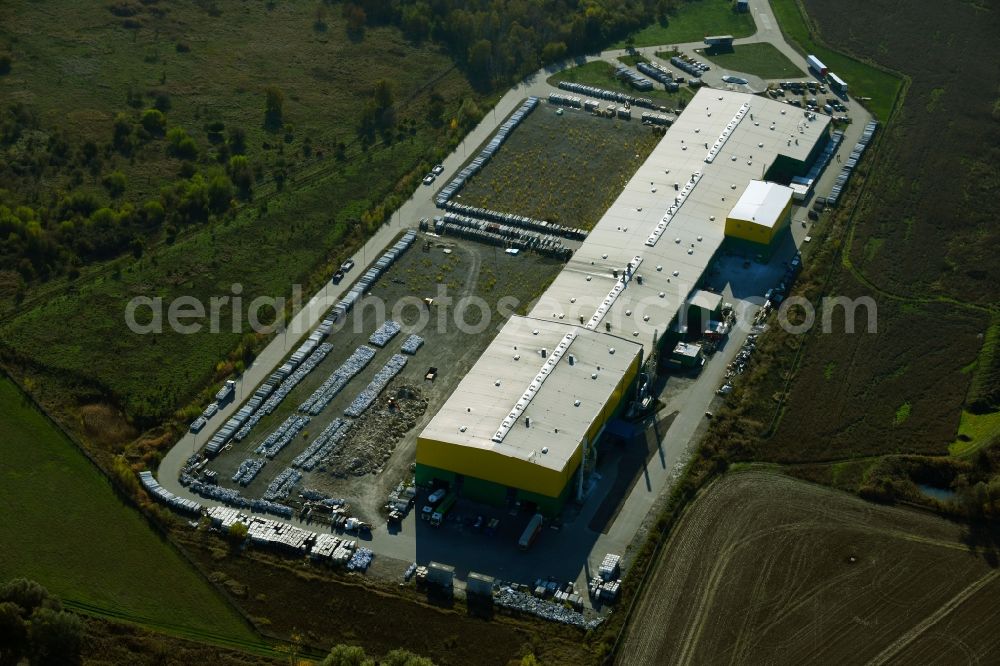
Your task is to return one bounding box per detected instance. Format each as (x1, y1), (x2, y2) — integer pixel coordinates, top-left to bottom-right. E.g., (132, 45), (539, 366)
(417, 89), (830, 515)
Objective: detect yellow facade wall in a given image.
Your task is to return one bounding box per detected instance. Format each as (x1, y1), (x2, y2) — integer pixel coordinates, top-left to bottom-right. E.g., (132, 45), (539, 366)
(416, 436), (577, 498)
(724, 198), (792, 245)
(417, 349), (642, 499)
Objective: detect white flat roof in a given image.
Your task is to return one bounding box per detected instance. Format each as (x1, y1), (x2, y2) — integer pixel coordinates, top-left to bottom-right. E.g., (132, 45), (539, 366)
(422, 89), (829, 468)
(727, 180), (793, 228)
(528, 88), (829, 353)
(420, 316), (641, 472)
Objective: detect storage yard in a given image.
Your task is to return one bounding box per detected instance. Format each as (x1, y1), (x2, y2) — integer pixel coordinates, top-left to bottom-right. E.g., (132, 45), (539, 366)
(455, 102), (662, 230)
(182, 234), (564, 525)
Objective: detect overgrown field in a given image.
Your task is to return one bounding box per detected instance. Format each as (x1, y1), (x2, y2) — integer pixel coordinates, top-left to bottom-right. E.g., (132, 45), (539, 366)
(0, 1), (477, 427)
(548, 60), (694, 109)
(613, 0), (756, 48)
(759, 0), (999, 459)
(700, 42), (804, 79)
(0, 376), (261, 648)
(177, 529), (588, 666)
(618, 470), (1000, 665)
(458, 106), (661, 229)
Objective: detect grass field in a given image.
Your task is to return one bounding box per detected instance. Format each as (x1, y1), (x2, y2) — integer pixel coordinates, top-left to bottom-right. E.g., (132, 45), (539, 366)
(618, 470), (1000, 664)
(0, 376), (262, 648)
(700, 42), (805, 78)
(457, 105), (661, 229)
(0, 1), (476, 426)
(770, 0), (903, 120)
(548, 60), (694, 108)
(613, 0), (756, 48)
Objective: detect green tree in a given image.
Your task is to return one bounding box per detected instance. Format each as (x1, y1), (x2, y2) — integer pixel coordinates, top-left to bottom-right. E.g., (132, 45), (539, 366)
(27, 608), (82, 666)
(140, 108), (166, 136)
(468, 39), (493, 87)
(206, 170), (234, 214)
(227, 126), (247, 154)
(382, 648), (435, 666)
(0, 579), (59, 616)
(112, 113), (133, 154)
(264, 86), (284, 131)
(227, 521), (248, 542)
(102, 170), (127, 197)
(228, 155), (254, 198)
(167, 127), (198, 159)
(342, 4), (366, 36)
(0, 602), (28, 665)
(540, 41), (568, 63)
(322, 644), (373, 666)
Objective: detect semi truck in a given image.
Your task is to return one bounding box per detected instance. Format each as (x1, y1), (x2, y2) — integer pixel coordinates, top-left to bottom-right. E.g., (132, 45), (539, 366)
(518, 513), (544, 550)
(429, 493), (457, 527)
(215, 379), (236, 404)
(806, 54), (828, 77)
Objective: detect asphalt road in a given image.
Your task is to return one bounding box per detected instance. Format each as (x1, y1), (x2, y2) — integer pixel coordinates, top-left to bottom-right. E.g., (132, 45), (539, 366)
(156, 0), (874, 604)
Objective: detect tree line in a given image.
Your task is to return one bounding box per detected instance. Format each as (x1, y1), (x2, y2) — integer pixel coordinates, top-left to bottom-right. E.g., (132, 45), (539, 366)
(342, 0), (687, 89)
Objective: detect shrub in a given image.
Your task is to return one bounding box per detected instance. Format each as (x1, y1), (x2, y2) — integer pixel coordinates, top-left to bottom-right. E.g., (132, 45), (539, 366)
(101, 170), (127, 197)
(140, 108), (166, 135)
(166, 127), (197, 159)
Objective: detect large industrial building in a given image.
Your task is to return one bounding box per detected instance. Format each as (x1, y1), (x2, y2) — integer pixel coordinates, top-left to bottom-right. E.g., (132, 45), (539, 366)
(416, 89), (830, 515)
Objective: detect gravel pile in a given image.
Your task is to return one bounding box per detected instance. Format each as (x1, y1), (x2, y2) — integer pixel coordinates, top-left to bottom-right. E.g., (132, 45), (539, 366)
(325, 385), (427, 477)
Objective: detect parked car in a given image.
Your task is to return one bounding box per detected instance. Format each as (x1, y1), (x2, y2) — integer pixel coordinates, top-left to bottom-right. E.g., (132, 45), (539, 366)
(422, 174), (435, 185)
(432, 164), (444, 175)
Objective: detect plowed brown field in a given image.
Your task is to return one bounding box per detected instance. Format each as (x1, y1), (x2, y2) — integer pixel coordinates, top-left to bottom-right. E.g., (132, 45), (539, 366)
(618, 470), (1000, 665)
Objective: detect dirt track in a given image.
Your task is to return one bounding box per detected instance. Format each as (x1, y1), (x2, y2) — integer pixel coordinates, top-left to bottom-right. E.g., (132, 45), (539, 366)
(617, 470), (1000, 665)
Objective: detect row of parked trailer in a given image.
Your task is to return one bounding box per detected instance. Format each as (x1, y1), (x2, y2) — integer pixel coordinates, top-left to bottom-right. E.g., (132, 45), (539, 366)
(292, 418), (352, 471)
(791, 129), (843, 197)
(181, 474), (294, 518)
(436, 97), (539, 206)
(201, 231), (417, 458)
(203, 338), (331, 456)
(441, 200), (586, 241)
(330, 230), (417, 324)
(345, 354), (409, 418)
(614, 64), (653, 91)
(641, 111), (673, 126)
(139, 471), (202, 514)
(636, 61), (681, 92)
(670, 55), (708, 77)
(435, 213), (574, 261)
(556, 81), (655, 108)
(549, 92), (634, 121)
(298, 346), (377, 416)
(827, 120), (878, 207)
